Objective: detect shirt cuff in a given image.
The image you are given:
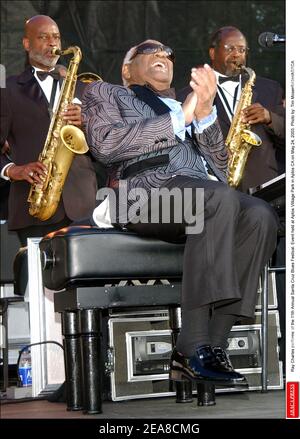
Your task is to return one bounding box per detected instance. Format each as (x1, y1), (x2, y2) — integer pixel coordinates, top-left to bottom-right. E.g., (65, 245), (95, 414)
(1, 163), (14, 181)
(193, 106), (217, 134)
(170, 108), (186, 141)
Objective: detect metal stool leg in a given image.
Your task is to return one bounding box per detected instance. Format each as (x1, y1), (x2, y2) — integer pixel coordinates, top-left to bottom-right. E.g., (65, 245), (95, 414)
(197, 382), (216, 406)
(261, 263), (269, 392)
(61, 311), (83, 410)
(80, 308), (102, 414)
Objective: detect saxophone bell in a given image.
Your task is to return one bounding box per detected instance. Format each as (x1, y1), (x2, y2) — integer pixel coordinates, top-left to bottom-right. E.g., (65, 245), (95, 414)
(77, 72), (103, 83)
(60, 125), (89, 154)
(241, 129), (262, 146)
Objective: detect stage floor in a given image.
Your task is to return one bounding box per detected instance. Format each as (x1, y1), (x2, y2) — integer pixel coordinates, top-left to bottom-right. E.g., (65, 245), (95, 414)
(1, 389), (285, 419)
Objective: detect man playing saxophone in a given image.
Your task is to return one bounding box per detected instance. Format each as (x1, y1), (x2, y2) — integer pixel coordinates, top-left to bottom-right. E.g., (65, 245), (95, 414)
(208, 26), (285, 192)
(0, 15), (97, 245)
(178, 26), (285, 192)
(208, 25), (286, 376)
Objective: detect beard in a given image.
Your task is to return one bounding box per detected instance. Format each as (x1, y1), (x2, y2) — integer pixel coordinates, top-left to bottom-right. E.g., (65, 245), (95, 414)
(30, 49), (59, 69)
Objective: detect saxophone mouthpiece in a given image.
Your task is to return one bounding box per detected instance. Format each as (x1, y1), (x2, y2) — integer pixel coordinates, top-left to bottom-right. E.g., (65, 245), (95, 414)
(51, 47), (61, 56)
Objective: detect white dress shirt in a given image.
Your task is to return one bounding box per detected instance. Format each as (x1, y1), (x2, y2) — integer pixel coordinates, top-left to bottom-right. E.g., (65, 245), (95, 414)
(33, 67), (62, 111)
(214, 70), (241, 122)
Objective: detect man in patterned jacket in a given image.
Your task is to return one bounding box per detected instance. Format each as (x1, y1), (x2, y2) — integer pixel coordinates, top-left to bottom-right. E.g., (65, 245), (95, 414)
(82, 40), (278, 389)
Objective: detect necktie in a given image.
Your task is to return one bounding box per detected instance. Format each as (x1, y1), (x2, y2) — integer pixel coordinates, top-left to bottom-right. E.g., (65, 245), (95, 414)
(36, 70), (60, 81)
(218, 75), (240, 84)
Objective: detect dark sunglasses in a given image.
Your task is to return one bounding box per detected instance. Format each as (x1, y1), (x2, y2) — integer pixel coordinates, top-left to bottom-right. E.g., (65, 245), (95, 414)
(130, 43), (175, 63)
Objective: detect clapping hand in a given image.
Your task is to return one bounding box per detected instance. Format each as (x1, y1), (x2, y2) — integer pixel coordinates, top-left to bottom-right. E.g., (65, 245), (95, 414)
(190, 64), (217, 121)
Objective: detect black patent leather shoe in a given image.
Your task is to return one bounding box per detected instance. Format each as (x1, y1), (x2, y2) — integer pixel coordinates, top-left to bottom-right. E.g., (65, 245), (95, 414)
(212, 346), (248, 386)
(170, 345), (248, 386)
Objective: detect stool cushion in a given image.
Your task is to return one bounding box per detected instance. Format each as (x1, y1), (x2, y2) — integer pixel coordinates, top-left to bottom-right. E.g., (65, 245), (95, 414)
(39, 226), (184, 290)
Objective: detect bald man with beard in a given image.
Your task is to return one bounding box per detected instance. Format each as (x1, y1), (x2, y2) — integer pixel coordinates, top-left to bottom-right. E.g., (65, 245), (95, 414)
(0, 15), (97, 245)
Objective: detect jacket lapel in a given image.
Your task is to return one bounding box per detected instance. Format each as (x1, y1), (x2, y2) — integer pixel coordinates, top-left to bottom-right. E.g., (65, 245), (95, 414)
(214, 94), (231, 137)
(17, 67), (50, 117)
(130, 85), (171, 115)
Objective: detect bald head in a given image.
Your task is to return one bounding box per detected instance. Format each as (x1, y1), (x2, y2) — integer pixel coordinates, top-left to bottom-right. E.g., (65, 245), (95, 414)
(24, 15), (58, 37)
(23, 15), (61, 70)
(209, 26), (246, 49)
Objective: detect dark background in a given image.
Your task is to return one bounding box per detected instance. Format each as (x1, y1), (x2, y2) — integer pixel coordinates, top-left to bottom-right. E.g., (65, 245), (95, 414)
(1, 0), (285, 90)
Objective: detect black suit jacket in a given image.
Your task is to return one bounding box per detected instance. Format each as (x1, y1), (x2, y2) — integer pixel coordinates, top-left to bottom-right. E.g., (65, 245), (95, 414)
(177, 75), (285, 191)
(0, 66), (97, 230)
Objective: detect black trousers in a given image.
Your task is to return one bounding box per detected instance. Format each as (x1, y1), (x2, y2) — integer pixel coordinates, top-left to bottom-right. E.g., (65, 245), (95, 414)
(126, 176), (279, 319)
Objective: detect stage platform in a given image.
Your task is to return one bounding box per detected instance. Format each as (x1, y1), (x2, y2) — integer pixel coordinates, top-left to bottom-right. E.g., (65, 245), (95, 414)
(1, 389), (285, 419)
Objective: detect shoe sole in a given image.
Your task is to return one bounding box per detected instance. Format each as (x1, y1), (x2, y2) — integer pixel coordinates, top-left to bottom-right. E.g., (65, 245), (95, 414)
(170, 369), (249, 387)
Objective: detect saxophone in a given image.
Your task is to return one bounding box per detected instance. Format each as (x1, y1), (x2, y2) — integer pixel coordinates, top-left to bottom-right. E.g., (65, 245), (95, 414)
(28, 46), (89, 221)
(226, 66), (262, 188)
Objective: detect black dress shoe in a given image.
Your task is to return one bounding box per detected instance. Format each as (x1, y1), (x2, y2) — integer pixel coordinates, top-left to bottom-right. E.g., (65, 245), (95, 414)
(212, 346), (248, 386)
(170, 345), (248, 386)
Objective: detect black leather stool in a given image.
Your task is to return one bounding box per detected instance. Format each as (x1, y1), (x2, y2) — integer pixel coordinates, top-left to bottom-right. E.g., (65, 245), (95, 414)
(39, 226), (187, 413)
(39, 225), (269, 414)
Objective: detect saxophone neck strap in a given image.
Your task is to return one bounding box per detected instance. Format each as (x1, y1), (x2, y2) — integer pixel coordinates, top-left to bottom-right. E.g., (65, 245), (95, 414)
(48, 79), (59, 118)
(217, 84), (239, 117)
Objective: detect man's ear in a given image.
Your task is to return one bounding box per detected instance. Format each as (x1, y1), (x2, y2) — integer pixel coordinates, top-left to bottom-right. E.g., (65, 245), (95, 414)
(122, 64), (131, 82)
(23, 37), (30, 52)
(209, 47), (215, 62)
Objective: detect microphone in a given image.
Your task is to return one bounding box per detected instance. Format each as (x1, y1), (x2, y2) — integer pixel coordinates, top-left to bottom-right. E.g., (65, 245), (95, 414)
(258, 32), (285, 48)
